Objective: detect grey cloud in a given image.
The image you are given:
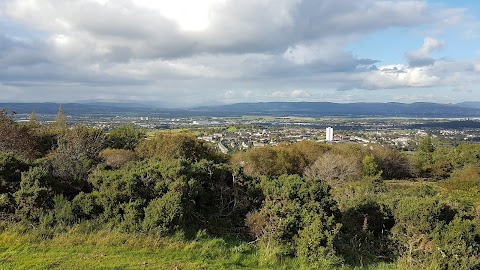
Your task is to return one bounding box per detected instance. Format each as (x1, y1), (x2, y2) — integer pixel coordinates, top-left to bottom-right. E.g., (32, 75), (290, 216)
(1, 0), (478, 105)
(5, 0), (434, 60)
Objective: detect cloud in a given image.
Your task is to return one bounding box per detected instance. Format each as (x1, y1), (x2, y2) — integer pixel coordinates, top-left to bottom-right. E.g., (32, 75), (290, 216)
(271, 89), (311, 99)
(405, 37), (444, 67)
(0, 0), (478, 104)
(339, 58), (479, 94)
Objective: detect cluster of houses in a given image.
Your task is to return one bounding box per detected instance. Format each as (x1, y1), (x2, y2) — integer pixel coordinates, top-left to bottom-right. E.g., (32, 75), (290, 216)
(198, 127), (373, 153)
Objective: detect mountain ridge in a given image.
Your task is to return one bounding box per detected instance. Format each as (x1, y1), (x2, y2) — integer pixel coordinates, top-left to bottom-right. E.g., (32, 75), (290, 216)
(1, 101), (480, 118)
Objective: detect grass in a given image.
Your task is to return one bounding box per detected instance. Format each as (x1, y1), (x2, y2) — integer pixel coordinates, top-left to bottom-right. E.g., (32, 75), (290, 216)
(0, 223), (401, 270)
(0, 224), (293, 270)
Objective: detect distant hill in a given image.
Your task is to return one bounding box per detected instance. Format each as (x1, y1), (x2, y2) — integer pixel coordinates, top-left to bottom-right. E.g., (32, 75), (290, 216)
(456, 102), (480, 109)
(2, 101), (480, 118)
(0, 102), (177, 116)
(191, 102), (480, 117)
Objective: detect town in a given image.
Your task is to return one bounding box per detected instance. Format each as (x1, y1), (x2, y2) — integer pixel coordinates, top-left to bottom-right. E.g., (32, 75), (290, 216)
(14, 112), (480, 154)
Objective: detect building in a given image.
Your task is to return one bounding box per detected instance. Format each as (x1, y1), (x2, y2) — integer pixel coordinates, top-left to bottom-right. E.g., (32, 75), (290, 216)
(326, 127), (333, 141)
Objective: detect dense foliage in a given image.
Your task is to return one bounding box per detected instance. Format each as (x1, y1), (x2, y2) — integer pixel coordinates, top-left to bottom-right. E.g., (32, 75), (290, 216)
(0, 110), (479, 269)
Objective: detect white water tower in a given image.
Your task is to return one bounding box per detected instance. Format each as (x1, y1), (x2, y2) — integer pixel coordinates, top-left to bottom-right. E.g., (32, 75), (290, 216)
(326, 127), (333, 141)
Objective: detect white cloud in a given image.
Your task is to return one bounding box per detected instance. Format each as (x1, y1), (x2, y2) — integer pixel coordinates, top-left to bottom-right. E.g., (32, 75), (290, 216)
(405, 37), (443, 67)
(363, 64), (440, 89)
(0, 0), (479, 105)
(271, 89), (311, 99)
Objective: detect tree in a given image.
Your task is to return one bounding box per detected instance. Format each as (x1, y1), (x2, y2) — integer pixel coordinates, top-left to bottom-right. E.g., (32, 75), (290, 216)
(0, 111), (38, 158)
(233, 146), (305, 178)
(106, 124), (145, 150)
(51, 105), (67, 131)
(99, 148), (137, 169)
(370, 146), (412, 179)
(304, 152), (360, 183)
(136, 132), (224, 163)
(362, 155), (382, 180)
(50, 126), (106, 196)
(25, 110), (40, 129)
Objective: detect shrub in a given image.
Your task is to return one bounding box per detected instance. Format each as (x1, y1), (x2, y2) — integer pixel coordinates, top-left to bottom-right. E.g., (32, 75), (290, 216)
(336, 201), (395, 266)
(72, 191), (102, 220)
(50, 126), (106, 196)
(136, 132), (224, 163)
(120, 199), (145, 232)
(0, 152), (29, 194)
(305, 152), (360, 183)
(106, 124), (145, 150)
(362, 155), (382, 180)
(234, 146), (305, 178)
(53, 194), (75, 226)
(0, 112), (38, 158)
(99, 148), (137, 169)
(391, 197), (457, 266)
(142, 192), (183, 236)
(14, 166), (52, 222)
(431, 218), (480, 270)
(246, 175), (341, 265)
(295, 217), (342, 268)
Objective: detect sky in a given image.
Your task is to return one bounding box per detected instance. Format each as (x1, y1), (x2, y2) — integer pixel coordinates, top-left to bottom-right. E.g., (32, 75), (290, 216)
(1, 0), (480, 107)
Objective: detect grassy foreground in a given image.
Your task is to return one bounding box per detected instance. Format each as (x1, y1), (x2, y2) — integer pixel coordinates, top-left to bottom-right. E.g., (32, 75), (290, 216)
(0, 223), (397, 270)
(0, 224), (291, 270)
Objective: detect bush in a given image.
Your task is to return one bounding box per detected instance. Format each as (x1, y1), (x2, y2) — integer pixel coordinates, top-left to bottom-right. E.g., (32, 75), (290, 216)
(72, 191), (102, 220)
(336, 201), (395, 266)
(136, 132), (224, 163)
(53, 194), (75, 226)
(99, 148), (137, 169)
(305, 152), (359, 183)
(50, 126), (106, 196)
(14, 166), (52, 222)
(370, 146), (412, 179)
(431, 218), (480, 270)
(391, 197), (457, 267)
(295, 216), (342, 267)
(0, 152), (29, 194)
(120, 199), (145, 232)
(106, 125), (145, 150)
(142, 192), (183, 236)
(246, 175), (341, 265)
(0, 193), (15, 213)
(233, 146), (305, 178)
(0, 112), (38, 158)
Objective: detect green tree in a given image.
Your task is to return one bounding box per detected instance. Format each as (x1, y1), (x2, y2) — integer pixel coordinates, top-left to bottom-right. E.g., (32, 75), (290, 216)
(362, 155), (382, 180)
(414, 136), (435, 177)
(106, 125), (145, 150)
